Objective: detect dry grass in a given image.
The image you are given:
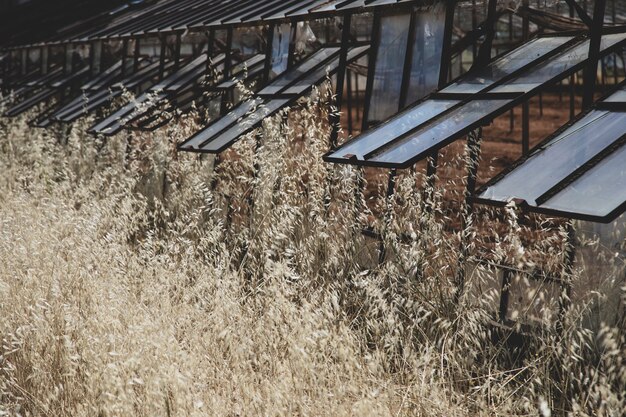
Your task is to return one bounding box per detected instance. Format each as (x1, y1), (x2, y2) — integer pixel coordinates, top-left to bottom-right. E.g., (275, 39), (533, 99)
(0, 90), (624, 416)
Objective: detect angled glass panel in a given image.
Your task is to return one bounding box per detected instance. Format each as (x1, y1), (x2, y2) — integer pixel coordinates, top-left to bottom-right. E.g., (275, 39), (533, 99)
(282, 56), (340, 95)
(479, 111), (626, 205)
(89, 93), (158, 135)
(81, 60), (123, 91)
(196, 98), (292, 153)
(442, 36), (574, 95)
(326, 99), (458, 161)
(258, 47), (339, 96)
(492, 33), (626, 94)
(540, 143), (626, 219)
(368, 13), (411, 123)
(179, 98), (264, 150)
(369, 99), (513, 166)
(281, 46), (368, 96)
(605, 87), (626, 103)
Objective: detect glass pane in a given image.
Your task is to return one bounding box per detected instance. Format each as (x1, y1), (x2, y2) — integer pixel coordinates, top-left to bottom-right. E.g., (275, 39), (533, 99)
(270, 23), (292, 79)
(283, 56), (340, 95)
(369, 99), (513, 166)
(327, 99), (458, 161)
(259, 47), (339, 96)
(368, 13), (411, 123)
(405, 5), (446, 104)
(351, 13), (374, 42)
(479, 111), (626, 205)
(232, 26), (264, 59)
(199, 98), (292, 152)
(541, 143), (626, 219)
(181, 98), (264, 150)
(442, 36), (574, 94)
(605, 88), (626, 103)
(492, 33), (626, 94)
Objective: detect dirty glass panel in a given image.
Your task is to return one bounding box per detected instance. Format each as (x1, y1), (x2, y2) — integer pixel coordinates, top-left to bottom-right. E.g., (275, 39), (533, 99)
(291, 19), (327, 65)
(305, 18), (339, 47)
(442, 36), (574, 94)
(259, 47), (339, 96)
(327, 99), (458, 161)
(232, 26), (264, 59)
(479, 111), (626, 205)
(351, 12), (374, 42)
(181, 97), (264, 150)
(199, 98), (292, 152)
(282, 46), (368, 96)
(541, 143), (626, 219)
(605, 87), (626, 102)
(405, 5), (446, 104)
(370, 99), (512, 166)
(368, 13), (411, 123)
(27, 48), (41, 73)
(270, 23), (292, 79)
(492, 33), (626, 94)
(139, 36), (162, 58)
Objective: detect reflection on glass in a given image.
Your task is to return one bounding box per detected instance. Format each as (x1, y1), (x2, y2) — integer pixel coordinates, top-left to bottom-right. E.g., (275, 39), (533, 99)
(442, 36), (573, 94)
(542, 143), (626, 218)
(368, 13), (411, 123)
(329, 99), (458, 160)
(271, 23), (292, 79)
(605, 88), (626, 103)
(480, 111), (626, 205)
(492, 33), (626, 94)
(351, 13), (374, 42)
(371, 99), (512, 165)
(233, 27), (263, 58)
(203, 98), (292, 152)
(406, 5), (446, 104)
(259, 47), (339, 96)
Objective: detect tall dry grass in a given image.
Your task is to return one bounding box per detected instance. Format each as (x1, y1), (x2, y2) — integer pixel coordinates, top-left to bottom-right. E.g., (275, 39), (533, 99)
(0, 89), (624, 416)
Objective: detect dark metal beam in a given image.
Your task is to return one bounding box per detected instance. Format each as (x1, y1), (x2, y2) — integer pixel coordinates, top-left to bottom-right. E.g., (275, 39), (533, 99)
(472, 0), (498, 69)
(582, 0), (607, 109)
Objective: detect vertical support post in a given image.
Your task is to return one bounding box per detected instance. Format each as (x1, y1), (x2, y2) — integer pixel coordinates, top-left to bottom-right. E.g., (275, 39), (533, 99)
(121, 39), (129, 76)
(557, 222), (576, 334)
(346, 67), (354, 136)
(438, 0), (455, 89)
(262, 23), (276, 83)
(20, 48), (27, 75)
(90, 41), (102, 76)
(287, 21), (298, 70)
(499, 269), (512, 322)
(520, 0), (530, 156)
(582, 0), (606, 109)
(41, 46), (49, 75)
(471, 0), (477, 60)
(174, 32), (182, 70)
(522, 101), (529, 155)
(64, 44), (72, 74)
(133, 38), (141, 72)
(206, 29), (215, 74)
(473, 0), (498, 69)
(159, 35), (167, 80)
(329, 13), (352, 150)
(378, 168), (397, 265)
(398, 10), (417, 111)
(220, 26), (234, 115)
(570, 73), (576, 120)
(361, 12), (381, 131)
(455, 127), (482, 303)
